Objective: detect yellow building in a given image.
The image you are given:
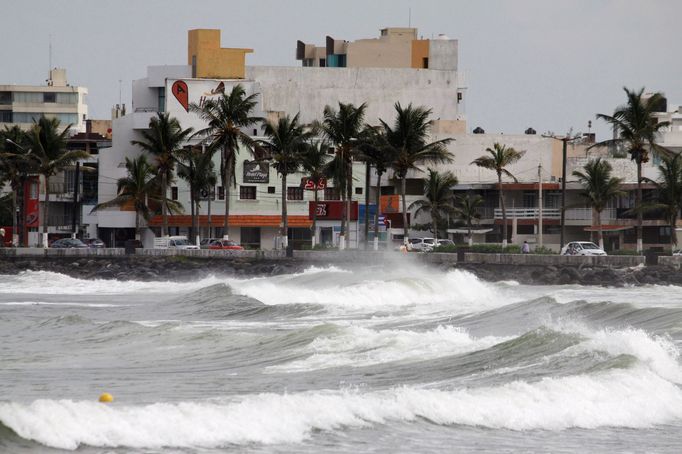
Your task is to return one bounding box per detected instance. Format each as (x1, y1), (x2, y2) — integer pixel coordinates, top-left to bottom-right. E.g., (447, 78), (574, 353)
(187, 29), (252, 79)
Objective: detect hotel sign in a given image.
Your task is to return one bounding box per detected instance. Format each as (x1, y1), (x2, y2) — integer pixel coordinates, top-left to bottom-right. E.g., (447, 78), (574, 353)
(243, 160), (269, 183)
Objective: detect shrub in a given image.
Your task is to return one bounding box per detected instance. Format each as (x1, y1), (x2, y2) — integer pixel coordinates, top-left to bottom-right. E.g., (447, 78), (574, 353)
(532, 246), (556, 255)
(609, 249), (640, 255)
(432, 244), (459, 253)
(468, 244), (521, 254)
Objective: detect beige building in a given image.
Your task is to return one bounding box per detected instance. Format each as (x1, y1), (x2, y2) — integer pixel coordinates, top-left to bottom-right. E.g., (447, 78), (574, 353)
(296, 27), (458, 71)
(0, 68), (88, 132)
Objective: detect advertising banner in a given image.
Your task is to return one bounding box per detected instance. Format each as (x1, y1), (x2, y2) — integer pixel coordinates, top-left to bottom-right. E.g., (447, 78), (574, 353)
(308, 201), (358, 220)
(243, 160), (269, 183)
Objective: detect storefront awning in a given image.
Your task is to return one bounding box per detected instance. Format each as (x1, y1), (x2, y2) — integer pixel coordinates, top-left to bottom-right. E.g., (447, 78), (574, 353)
(583, 225), (633, 232)
(149, 215), (312, 228)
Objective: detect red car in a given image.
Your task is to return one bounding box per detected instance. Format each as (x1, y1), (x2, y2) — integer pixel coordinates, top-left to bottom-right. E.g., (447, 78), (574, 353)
(208, 240), (244, 250)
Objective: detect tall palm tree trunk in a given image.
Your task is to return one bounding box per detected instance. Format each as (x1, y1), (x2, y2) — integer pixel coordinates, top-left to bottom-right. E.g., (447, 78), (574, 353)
(401, 176), (408, 243)
(312, 188), (319, 247)
(498, 173), (507, 247)
(207, 192), (212, 239)
(11, 188), (17, 246)
(161, 172), (168, 237)
(43, 175), (50, 247)
(340, 188), (346, 249)
(17, 179), (25, 246)
(374, 172), (382, 246)
(135, 211), (140, 241)
(223, 149), (231, 240)
(190, 187), (196, 243)
(281, 173), (288, 249)
(596, 209), (604, 250)
(636, 161), (643, 253)
(468, 220), (473, 246)
(346, 157), (353, 249)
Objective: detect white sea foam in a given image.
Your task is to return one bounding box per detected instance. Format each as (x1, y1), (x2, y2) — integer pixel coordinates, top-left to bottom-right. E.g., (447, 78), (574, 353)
(3, 367), (682, 450)
(228, 267), (510, 314)
(0, 271), (224, 295)
(269, 325), (509, 372)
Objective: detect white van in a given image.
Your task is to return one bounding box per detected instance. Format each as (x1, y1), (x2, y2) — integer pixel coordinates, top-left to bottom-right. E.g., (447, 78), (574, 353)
(153, 236), (200, 250)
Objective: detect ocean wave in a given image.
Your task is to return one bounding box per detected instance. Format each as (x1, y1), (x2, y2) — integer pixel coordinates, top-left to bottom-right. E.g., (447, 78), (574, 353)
(2, 368), (682, 450)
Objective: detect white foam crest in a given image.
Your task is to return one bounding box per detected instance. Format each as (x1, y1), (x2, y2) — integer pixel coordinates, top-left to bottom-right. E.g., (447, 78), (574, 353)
(3, 369), (682, 450)
(0, 271), (224, 295)
(229, 268), (509, 313)
(574, 326), (682, 383)
(270, 325), (509, 372)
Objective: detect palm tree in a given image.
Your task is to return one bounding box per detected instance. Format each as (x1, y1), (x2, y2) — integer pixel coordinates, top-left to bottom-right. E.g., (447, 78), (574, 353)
(26, 117), (88, 246)
(0, 126), (34, 246)
(319, 102), (367, 248)
(643, 154), (682, 248)
(452, 193), (484, 246)
(471, 142), (523, 247)
(356, 126), (396, 247)
(408, 169), (458, 240)
(176, 145), (217, 241)
(301, 141), (331, 247)
(592, 87), (671, 252)
(572, 158), (624, 250)
(131, 112), (193, 237)
(190, 84), (261, 240)
(261, 113), (311, 248)
(92, 155), (180, 240)
(383, 103), (453, 243)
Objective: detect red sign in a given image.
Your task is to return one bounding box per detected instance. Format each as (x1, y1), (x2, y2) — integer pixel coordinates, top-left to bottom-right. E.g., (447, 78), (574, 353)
(171, 80), (189, 112)
(309, 201), (358, 220)
(301, 177), (327, 190)
(25, 177), (39, 228)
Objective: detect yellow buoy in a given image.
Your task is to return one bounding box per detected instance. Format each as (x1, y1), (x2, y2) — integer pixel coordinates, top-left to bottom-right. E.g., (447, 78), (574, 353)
(99, 392), (114, 403)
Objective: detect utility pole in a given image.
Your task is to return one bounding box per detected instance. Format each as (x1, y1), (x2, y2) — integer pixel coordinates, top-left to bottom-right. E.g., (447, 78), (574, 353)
(542, 132), (580, 250)
(538, 162), (543, 248)
(364, 160), (371, 250)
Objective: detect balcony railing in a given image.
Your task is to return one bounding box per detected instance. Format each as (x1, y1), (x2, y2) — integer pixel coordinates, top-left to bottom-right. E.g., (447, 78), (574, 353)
(46, 215), (77, 228)
(494, 208), (561, 219)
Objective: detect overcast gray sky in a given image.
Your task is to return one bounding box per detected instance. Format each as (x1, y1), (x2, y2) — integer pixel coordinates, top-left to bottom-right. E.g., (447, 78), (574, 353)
(1, 0), (680, 140)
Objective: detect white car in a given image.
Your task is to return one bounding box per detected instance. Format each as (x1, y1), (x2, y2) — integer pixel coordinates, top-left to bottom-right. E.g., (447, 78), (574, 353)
(560, 241), (607, 256)
(154, 236), (200, 250)
(409, 237), (436, 252)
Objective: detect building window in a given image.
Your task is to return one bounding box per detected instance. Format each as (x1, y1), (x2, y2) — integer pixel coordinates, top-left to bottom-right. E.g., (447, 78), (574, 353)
(327, 146), (336, 155)
(355, 187), (363, 195)
(171, 187), (178, 201)
(287, 187), (304, 201)
(422, 57), (429, 69)
(241, 227), (261, 249)
(0, 92), (11, 104)
(43, 93), (56, 103)
(267, 186), (276, 194)
(319, 58), (326, 67)
(218, 186), (224, 200)
(240, 185), (257, 200)
(158, 87), (166, 113)
(0, 111), (12, 123)
(324, 187), (340, 200)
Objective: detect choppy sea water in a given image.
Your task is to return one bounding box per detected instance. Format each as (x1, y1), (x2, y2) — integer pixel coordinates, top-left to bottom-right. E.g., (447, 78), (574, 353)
(2, 262), (682, 453)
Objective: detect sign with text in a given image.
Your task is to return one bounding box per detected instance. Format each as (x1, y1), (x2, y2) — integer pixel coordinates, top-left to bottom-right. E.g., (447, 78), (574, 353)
(308, 201), (358, 221)
(301, 177), (327, 190)
(242, 160), (269, 183)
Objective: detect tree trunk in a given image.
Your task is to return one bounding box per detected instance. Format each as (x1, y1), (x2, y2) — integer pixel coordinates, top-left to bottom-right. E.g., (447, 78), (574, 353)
(499, 173), (507, 247)
(207, 188), (212, 239)
(597, 209), (604, 250)
(43, 175), (50, 247)
(346, 151), (353, 249)
(340, 186), (346, 249)
(281, 172), (288, 249)
(401, 176), (408, 244)
(636, 161), (643, 253)
(364, 160), (370, 249)
(312, 187), (319, 247)
(468, 221), (473, 246)
(223, 148), (231, 239)
(11, 187), (16, 246)
(190, 186), (196, 242)
(374, 172), (382, 242)
(670, 215), (677, 249)
(135, 210), (140, 240)
(161, 172), (168, 237)
(17, 179), (25, 246)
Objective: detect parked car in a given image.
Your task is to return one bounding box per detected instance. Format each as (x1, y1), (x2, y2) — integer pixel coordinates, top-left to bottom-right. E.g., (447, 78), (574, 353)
(409, 237), (436, 252)
(153, 236), (200, 250)
(208, 240), (244, 250)
(199, 238), (222, 249)
(674, 250), (682, 256)
(560, 241), (607, 256)
(83, 238), (106, 248)
(50, 238), (88, 249)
